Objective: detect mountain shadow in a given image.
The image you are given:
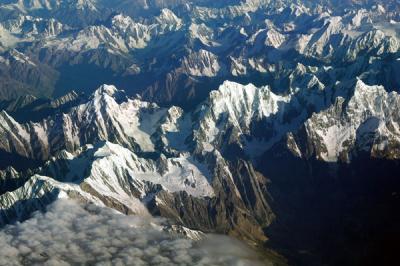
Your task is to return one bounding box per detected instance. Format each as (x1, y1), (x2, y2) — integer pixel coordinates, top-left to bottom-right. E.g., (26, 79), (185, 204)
(258, 152), (400, 266)
(0, 150), (41, 172)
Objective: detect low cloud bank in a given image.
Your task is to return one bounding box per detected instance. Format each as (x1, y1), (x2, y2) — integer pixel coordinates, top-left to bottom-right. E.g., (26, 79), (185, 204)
(0, 199), (270, 266)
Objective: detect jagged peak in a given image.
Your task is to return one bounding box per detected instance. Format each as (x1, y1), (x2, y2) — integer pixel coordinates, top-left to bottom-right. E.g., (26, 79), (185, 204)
(51, 90), (79, 108)
(347, 79), (397, 117)
(181, 49), (221, 77)
(59, 90), (78, 98)
(216, 80), (257, 93)
(91, 84), (119, 98)
(208, 81), (261, 107)
(0, 110), (15, 121)
(158, 8), (180, 21)
(200, 80), (290, 128)
(353, 79), (386, 98)
(7, 49), (36, 66)
(111, 14), (135, 29)
(92, 141), (130, 158)
(156, 8), (182, 28)
(357, 29), (386, 44)
(211, 80), (281, 103)
(0, 166), (19, 178)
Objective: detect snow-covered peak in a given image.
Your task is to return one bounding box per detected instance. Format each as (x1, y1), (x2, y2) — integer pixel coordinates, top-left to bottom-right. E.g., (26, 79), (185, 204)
(0, 84), (166, 159)
(92, 84), (119, 98)
(290, 80), (400, 162)
(207, 81), (289, 120)
(191, 81), (292, 154)
(346, 79), (399, 128)
(248, 28), (286, 49)
(92, 141), (124, 157)
(352, 79), (387, 102)
(156, 8), (182, 30)
(111, 14), (135, 31)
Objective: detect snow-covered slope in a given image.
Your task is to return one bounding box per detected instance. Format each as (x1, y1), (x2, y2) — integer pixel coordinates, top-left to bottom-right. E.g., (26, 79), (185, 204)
(0, 84), (169, 159)
(0, 82), (276, 243)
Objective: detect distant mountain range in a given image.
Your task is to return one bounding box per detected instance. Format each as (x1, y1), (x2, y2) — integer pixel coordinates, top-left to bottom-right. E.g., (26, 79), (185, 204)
(0, 0), (398, 107)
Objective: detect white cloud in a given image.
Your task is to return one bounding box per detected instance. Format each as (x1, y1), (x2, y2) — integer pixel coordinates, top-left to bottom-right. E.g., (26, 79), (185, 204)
(0, 199), (270, 266)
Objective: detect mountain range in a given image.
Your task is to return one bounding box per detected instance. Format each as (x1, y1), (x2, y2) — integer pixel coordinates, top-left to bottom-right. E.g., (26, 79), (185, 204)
(0, 0), (399, 265)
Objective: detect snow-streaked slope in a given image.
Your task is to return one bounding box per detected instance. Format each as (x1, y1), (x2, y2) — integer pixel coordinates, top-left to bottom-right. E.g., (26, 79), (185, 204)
(45, 141), (214, 198)
(0, 139), (216, 223)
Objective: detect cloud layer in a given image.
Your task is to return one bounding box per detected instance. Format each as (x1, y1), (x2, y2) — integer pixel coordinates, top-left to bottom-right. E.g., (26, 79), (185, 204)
(0, 199), (270, 266)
